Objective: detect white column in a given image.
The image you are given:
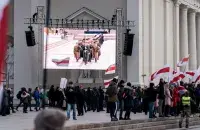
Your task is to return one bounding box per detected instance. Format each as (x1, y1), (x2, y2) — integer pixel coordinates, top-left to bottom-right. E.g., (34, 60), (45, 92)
(188, 9), (197, 70)
(196, 14), (200, 67)
(149, 0), (155, 73)
(179, 5), (189, 71)
(173, 1), (180, 69)
(164, 0), (170, 64)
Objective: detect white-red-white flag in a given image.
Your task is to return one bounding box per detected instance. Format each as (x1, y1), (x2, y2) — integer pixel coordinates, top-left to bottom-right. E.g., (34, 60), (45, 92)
(0, 0), (9, 108)
(170, 72), (185, 83)
(104, 76), (118, 88)
(177, 55), (190, 67)
(150, 65), (171, 81)
(52, 57), (70, 66)
(185, 71), (195, 79)
(105, 64), (116, 75)
(192, 67), (200, 83)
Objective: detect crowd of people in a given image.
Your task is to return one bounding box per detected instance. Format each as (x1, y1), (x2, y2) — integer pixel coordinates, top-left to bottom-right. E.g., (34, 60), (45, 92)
(1, 78), (200, 128)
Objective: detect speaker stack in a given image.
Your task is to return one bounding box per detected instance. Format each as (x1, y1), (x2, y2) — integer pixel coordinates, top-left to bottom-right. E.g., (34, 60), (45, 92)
(123, 29), (134, 56)
(25, 26), (36, 47)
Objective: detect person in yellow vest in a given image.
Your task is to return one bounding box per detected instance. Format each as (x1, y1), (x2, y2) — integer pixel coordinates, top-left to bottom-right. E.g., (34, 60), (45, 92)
(179, 91), (195, 128)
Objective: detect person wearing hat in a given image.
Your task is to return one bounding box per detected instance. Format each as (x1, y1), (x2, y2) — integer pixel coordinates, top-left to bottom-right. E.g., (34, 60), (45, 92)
(179, 91), (195, 128)
(34, 109), (66, 130)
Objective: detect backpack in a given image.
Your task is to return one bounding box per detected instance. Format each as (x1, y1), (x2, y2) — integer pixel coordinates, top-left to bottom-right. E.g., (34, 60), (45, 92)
(16, 91), (21, 99)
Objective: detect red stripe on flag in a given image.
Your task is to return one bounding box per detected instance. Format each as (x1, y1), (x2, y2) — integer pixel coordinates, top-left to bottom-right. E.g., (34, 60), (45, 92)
(0, 4), (9, 83)
(195, 75), (200, 83)
(156, 67), (170, 75)
(186, 71), (195, 76)
(182, 57), (189, 63)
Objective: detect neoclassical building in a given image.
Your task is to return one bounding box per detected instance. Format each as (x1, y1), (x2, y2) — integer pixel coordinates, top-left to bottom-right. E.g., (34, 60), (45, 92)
(11, 0), (200, 94)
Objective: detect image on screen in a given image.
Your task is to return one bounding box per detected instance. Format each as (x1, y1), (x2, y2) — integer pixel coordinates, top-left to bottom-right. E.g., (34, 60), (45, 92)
(43, 28), (116, 70)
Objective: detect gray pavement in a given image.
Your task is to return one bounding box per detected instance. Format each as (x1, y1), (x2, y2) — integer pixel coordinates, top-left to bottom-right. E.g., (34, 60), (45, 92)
(169, 125), (200, 130)
(0, 109), (147, 130)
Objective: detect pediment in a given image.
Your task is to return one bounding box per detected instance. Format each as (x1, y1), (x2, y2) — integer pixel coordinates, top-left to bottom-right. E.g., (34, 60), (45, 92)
(66, 7), (108, 21)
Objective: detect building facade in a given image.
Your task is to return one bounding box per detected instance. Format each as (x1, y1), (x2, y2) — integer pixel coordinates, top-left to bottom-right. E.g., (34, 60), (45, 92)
(12, 0), (200, 94)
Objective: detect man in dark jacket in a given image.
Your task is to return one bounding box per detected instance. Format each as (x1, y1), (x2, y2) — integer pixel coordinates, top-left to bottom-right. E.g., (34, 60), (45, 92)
(106, 78), (118, 121)
(147, 83), (157, 118)
(65, 81), (77, 120)
(1, 86), (9, 116)
(99, 86), (105, 111)
(158, 78), (165, 117)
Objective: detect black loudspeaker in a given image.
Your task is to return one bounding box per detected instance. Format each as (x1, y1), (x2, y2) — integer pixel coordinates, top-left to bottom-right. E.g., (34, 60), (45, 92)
(123, 33), (134, 56)
(25, 30), (36, 47)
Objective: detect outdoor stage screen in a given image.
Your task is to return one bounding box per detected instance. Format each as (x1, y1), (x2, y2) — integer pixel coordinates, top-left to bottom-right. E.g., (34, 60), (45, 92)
(43, 28), (116, 70)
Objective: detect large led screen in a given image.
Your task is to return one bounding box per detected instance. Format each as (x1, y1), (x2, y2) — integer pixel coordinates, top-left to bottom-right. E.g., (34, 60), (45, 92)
(44, 28), (116, 70)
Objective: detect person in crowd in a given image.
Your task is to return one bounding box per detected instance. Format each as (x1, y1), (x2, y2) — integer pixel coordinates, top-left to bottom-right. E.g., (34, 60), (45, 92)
(16, 87), (26, 111)
(65, 81), (77, 120)
(157, 78), (165, 117)
(21, 88), (30, 113)
(164, 83), (172, 117)
(142, 86), (149, 115)
(28, 88), (33, 111)
(81, 88), (87, 113)
(106, 78), (118, 121)
(34, 109), (66, 130)
(76, 86), (85, 116)
(33, 87), (40, 111)
(118, 80), (125, 120)
(179, 91), (195, 128)
(86, 87), (92, 111)
(195, 84), (200, 109)
(136, 86), (143, 113)
(99, 86), (105, 111)
(172, 83), (180, 116)
(91, 87), (100, 112)
(48, 85), (56, 107)
(1, 85), (9, 116)
(147, 82), (157, 118)
(55, 87), (65, 109)
(187, 83), (196, 114)
(7, 88), (15, 113)
(124, 87), (133, 120)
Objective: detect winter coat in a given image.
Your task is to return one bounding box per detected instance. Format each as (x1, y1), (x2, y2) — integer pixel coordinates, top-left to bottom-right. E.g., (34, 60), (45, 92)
(165, 85), (172, 106)
(158, 83), (165, 100)
(33, 90), (40, 100)
(172, 87), (180, 107)
(21, 92), (30, 104)
(65, 87), (76, 104)
(106, 81), (118, 102)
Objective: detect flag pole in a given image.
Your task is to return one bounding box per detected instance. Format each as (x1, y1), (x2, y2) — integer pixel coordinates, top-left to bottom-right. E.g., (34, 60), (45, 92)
(42, 0), (51, 109)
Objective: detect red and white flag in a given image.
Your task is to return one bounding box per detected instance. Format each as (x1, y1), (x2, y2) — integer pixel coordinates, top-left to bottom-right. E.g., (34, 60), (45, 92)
(192, 67), (200, 83)
(105, 64), (116, 75)
(150, 65), (171, 81)
(0, 0), (9, 107)
(170, 72), (185, 83)
(185, 71), (195, 79)
(52, 57), (70, 66)
(104, 76), (118, 88)
(177, 55), (190, 67)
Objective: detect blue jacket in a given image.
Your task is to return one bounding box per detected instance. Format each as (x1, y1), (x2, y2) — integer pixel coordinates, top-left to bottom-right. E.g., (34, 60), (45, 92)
(34, 90), (40, 99)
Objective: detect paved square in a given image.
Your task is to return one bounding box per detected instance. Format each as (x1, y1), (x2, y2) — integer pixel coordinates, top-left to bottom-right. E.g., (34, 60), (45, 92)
(0, 109), (148, 130)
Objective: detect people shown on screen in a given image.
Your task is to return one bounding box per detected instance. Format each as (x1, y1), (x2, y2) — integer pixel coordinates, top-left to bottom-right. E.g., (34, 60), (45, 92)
(73, 34), (103, 64)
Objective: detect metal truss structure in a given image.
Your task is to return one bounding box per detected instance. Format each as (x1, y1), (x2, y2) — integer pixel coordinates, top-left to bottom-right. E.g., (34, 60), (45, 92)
(25, 7), (135, 81)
